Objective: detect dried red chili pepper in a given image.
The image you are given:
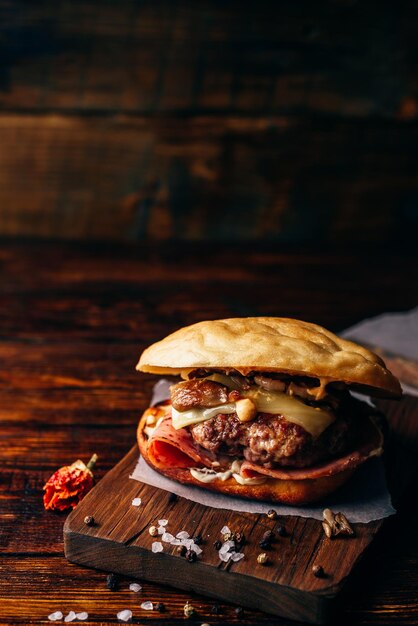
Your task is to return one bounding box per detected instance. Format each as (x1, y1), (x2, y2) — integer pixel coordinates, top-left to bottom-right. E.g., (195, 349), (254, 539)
(43, 454), (98, 512)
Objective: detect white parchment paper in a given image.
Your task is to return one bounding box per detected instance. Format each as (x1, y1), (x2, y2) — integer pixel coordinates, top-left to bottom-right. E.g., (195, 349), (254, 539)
(131, 309), (418, 521)
(342, 306), (418, 397)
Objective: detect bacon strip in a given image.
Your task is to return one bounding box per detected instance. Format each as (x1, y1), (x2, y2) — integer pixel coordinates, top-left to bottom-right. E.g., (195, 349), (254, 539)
(240, 416), (383, 480)
(147, 414), (215, 470)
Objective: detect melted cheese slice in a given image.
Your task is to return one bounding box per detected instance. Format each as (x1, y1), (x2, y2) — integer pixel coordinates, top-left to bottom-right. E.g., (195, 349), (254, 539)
(172, 403), (236, 430)
(171, 385), (335, 438)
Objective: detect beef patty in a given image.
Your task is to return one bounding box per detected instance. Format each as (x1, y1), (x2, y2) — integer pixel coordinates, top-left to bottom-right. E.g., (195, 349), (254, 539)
(190, 411), (353, 468)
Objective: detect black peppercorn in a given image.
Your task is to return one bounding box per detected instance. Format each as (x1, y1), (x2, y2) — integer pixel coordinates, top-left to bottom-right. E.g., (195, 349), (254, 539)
(193, 534), (202, 545)
(259, 538), (271, 550)
(277, 524), (287, 537)
(312, 564), (324, 578)
(155, 602), (165, 612)
(214, 540), (222, 550)
(168, 492), (178, 504)
(176, 545), (187, 557)
(262, 530), (274, 541)
(267, 509), (277, 520)
(84, 515), (95, 526)
(106, 573), (120, 591)
(235, 532), (245, 546)
(235, 607), (244, 616)
(185, 549), (197, 562)
(211, 604), (222, 614)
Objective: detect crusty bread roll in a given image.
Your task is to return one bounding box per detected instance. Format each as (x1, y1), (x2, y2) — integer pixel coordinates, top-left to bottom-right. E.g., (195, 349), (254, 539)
(137, 317), (401, 397)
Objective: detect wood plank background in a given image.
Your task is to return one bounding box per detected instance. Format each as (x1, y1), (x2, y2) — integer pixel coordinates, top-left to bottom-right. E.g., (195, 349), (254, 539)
(0, 0), (417, 242)
(1, 242), (418, 624)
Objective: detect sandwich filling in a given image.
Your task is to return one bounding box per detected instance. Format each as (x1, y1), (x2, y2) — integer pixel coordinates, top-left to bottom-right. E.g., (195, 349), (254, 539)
(168, 370), (355, 470)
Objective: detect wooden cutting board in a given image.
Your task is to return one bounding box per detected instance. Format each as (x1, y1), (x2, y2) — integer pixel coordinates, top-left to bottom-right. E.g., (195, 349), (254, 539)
(64, 396), (418, 624)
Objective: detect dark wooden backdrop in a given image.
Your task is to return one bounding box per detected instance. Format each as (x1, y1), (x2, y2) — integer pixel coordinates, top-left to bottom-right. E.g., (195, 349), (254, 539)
(0, 0), (417, 242)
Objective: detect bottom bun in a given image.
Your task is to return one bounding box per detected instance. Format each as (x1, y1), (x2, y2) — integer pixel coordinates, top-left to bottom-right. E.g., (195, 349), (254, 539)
(137, 412), (358, 505)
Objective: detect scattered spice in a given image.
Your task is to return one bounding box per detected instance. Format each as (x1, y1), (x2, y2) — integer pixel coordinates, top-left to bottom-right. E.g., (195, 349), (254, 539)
(201, 623), (210, 626)
(234, 532), (245, 546)
(220, 525), (231, 539)
(148, 525), (158, 537)
(267, 509), (277, 520)
(151, 541), (163, 553)
(176, 531), (190, 540)
(259, 529), (274, 549)
(277, 524), (287, 537)
(213, 540), (222, 550)
(83, 515), (95, 526)
(193, 534), (203, 545)
(312, 564), (324, 578)
(106, 573), (120, 591)
(322, 509), (354, 538)
(75, 613), (88, 621)
(117, 609), (132, 622)
(43, 454), (97, 512)
(257, 552), (269, 565)
(185, 549), (197, 562)
(223, 531), (233, 541)
(155, 602), (165, 612)
(184, 602), (195, 618)
(64, 610), (77, 622)
(48, 612), (63, 622)
(176, 545), (187, 557)
(168, 492), (178, 503)
(322, 521), (333, 539)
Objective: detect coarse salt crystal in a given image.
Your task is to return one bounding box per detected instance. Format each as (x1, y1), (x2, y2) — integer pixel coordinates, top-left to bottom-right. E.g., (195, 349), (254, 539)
(151, 541), (163, 553)
(48, 612), (63, 622)
(140, 601), (154, 611)
(64, 611), (77, 622)
(181, 538), (193, 548)
(131, 497), (142, 507)
(75, 613), (88, 621)
(190, 543), (203, 555)
(129, 583), (142, 592)
(230, 552), (244, 562)
(219, 540), (234, 555)
(170, 538), (182, 545)
(221, 525), (231, 535)
(157, 526), (165, 535)
(158, 519), (168, 526)
(161, 532), (175, 543)
(176, 531), (189, 539)
(219, 551), (232, 562)
(117, 609), (133, 622)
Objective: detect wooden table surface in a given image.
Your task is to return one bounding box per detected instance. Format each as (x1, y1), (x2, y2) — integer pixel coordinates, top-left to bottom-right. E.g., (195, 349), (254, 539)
(1, 240), (418, 625)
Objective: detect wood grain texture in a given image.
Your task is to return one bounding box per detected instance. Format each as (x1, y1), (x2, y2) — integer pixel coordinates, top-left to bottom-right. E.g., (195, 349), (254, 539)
(1, 242), (418, 624)
(1, 1), (418, 243)
(0, 114), (417, 242)
(63, 446), (383, 623)
(0, 0), (417, 118)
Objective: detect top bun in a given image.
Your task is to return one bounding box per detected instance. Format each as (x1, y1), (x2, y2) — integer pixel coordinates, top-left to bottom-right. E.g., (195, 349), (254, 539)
(137, 317), (401, 398)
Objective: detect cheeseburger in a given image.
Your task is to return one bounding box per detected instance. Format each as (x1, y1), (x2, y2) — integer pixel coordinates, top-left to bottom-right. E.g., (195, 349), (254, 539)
(136, 317), (401, 504)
